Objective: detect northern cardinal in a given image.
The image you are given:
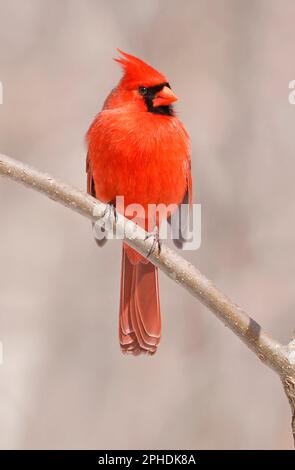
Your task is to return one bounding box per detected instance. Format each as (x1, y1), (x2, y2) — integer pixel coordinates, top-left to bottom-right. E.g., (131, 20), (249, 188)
(86, 50), (192, 355)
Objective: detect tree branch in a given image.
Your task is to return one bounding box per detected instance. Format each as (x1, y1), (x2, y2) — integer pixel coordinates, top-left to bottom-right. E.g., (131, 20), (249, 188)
(0, 153), (294, 445)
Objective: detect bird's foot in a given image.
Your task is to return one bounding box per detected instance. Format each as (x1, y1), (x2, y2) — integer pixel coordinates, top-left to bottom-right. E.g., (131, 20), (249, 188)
(145, 226), (161, 258)
(93, 201), (117, 241)
(100, 200), (118, 226)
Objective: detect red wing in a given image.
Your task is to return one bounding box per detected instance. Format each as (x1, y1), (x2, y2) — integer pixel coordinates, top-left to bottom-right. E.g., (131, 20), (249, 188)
(169, 155), (193, 249)
(86, 152), (96, 198)
(186, 156), (193, 207)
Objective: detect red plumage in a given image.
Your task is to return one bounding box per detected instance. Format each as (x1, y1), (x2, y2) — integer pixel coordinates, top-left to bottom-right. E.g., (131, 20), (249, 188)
(86, 50), (192, 355)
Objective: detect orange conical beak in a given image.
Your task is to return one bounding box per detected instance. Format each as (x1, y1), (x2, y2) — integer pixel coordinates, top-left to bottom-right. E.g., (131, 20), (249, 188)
(153, 86), (178, 107)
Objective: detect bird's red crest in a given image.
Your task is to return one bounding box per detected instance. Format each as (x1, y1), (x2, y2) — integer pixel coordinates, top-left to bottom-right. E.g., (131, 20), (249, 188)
(114, 49), (168, 89)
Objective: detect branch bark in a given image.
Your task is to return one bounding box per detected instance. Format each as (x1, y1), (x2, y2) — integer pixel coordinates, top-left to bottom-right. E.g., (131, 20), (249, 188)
(0, 153), (294, 445)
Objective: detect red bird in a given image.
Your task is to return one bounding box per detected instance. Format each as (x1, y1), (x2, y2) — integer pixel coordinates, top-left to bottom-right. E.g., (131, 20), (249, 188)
(86, 50), (192, 355)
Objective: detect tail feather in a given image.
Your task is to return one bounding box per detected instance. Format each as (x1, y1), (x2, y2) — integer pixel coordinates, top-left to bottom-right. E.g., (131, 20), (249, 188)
(119, 244), (161, 355)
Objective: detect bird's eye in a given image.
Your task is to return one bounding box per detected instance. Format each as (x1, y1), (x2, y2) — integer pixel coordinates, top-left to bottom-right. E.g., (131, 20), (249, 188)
(138, 86), (148, 96)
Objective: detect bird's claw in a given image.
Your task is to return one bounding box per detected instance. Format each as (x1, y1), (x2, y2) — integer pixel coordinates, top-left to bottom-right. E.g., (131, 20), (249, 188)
(101, 201), (118, 226)
(145, 227), (161, 258)
(93, 201), (117, 241)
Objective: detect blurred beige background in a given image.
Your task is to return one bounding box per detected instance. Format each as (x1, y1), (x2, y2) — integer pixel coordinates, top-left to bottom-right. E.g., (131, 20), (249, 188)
(0, 0), (294, 450)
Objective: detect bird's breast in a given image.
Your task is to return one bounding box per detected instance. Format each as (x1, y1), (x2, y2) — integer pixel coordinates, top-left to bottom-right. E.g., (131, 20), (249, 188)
(87, 110), (190, 220)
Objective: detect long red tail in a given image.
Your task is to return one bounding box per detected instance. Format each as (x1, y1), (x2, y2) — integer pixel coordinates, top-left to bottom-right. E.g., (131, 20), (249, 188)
(119, 244), (161, 355)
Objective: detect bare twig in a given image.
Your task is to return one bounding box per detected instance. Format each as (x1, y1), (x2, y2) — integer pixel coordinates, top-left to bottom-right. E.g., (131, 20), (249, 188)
(0, 153), (294, 444)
